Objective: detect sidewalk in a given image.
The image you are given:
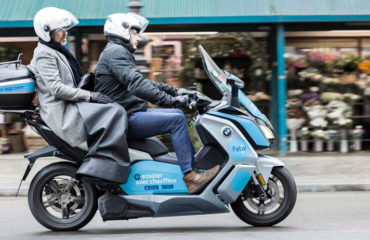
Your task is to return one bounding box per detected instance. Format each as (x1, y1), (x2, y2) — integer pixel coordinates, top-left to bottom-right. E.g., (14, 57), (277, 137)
(0, 152), (370, 196)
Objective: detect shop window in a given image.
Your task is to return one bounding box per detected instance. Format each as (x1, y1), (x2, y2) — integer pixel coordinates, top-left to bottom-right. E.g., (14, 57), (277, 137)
(285, 36), (370, 153)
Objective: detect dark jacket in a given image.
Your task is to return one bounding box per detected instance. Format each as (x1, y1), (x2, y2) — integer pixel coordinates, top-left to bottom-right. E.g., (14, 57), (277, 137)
(94, 37), (178, 115)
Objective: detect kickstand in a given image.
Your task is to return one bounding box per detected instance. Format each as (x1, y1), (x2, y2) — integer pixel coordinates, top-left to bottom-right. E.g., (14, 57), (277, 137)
(15, 179), (23, 198)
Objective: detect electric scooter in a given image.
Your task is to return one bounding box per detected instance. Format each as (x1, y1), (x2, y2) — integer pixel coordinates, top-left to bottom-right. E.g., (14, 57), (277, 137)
(18, 45), (296, 231)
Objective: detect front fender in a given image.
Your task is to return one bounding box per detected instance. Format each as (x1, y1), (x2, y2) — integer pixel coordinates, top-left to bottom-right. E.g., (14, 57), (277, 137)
(256, 154), (285, 189)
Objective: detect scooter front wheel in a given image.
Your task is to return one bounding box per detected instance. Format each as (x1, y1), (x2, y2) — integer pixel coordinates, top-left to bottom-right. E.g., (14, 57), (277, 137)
(231, 167), (297, 226)
(28, 162), (98, 231)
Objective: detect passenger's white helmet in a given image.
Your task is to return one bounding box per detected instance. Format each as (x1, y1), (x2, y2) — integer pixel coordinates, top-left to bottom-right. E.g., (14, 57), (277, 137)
(104, 13), (149, 41)
(33, 7), (79, 42)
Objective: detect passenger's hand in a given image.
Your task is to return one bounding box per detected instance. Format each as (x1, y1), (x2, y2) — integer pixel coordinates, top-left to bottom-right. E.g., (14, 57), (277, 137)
(90, 92), (113, 104)
(174, 95), (190, 108)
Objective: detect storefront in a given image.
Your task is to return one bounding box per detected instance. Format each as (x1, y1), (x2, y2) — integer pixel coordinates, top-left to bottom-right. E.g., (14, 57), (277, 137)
(0, 0), (369, 154)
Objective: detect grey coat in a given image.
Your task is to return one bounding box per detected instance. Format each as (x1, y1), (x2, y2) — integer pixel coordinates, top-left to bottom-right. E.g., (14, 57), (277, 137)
(28, 43), (91, 147)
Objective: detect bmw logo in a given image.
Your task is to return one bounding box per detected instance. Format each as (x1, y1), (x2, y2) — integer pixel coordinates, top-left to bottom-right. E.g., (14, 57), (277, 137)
(223, 127), (232, 136)
(134, 174), (141, 180)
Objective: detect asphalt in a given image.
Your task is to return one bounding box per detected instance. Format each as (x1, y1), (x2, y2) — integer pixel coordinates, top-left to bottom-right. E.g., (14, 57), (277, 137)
(0, 152), (369, 196)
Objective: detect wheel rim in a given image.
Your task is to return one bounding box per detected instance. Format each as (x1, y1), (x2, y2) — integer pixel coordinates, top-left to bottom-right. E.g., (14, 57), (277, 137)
(40, 175), (89, 223)
(241, 173), (285, 216)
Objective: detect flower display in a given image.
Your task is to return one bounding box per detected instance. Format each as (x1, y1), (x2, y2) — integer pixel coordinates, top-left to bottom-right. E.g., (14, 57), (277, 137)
(298, 127), (311, 140)
(308, 51), (337, 73)
(324, 129), (338, 141)
(342, 93), (360, 104)
(288, 89), (304, 97)
(333, 118), (353, 128)
(320, 92), (342, 103)
(326, 100), (351, 119)
(321, 77), (340, 85)
(307, 105), (327, 119)
(309, 118), (328, 128)
(335, 53), (361, 73)
(287, 118), (306, 130)
(350, 125), (365, 139)
(311, 129), (326, 139)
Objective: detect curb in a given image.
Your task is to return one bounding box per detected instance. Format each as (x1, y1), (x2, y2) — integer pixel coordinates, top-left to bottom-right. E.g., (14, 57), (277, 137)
(297, 183), (370, 192)
(2, 183), (370, 197)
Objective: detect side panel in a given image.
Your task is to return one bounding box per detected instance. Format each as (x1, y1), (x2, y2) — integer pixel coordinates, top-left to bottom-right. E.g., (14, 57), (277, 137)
(198, 114), (259, 166)
(121, 160), (188, 194)
(217, 165), (255, 204)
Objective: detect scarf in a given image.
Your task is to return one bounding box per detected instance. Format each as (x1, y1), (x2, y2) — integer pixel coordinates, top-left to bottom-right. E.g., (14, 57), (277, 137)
(39, 38), (82, 85)
(107, 36), (136, 54)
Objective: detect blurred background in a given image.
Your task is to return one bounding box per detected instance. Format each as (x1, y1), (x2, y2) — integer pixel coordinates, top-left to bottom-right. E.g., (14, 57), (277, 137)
(0, 0), (369, 156)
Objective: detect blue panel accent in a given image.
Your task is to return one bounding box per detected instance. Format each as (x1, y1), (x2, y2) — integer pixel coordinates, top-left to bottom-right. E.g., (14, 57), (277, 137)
(121, 161), (188, 195)
(277, 24), (287, 155)
(238, 90), (269, 123)
(229, 138), (250, 161)
(208, 111), (270, 147)
(0, 81), (34, 93)
(231, 170), (251, 192)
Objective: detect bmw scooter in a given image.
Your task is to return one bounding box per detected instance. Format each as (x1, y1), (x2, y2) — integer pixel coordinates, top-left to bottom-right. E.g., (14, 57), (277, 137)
(12, 45), (296, 231)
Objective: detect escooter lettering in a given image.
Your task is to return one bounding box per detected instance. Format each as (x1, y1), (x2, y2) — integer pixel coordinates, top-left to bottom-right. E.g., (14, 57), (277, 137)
(133, 172), (178, 189)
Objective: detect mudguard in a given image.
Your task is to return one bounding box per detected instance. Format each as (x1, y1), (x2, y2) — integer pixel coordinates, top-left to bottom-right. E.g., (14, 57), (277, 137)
(255, 154), (285, 190)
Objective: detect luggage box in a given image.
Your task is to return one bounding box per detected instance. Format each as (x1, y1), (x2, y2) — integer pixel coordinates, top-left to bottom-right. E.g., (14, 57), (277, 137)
(0, 61), (35, 109)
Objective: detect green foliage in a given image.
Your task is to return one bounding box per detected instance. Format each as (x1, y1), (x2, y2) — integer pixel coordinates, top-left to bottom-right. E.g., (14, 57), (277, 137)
(335, 53), (362, 73)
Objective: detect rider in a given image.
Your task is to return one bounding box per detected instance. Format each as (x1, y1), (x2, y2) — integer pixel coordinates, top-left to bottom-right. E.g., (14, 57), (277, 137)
(94, 13), (220, 194)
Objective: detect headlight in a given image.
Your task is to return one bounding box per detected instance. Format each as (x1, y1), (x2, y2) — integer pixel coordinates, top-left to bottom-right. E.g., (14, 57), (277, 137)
(259, 125), (274, 139)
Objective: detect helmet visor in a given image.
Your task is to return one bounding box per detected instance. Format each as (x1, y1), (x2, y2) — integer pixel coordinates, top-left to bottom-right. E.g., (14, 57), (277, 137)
(52, 17), (79, 31)
(128, 13), (149, 33)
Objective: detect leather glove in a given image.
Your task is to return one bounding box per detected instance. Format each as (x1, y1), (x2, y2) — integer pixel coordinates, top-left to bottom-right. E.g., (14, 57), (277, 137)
(174, 95), (190, 108)
(176, 88), (196, 96)
(90, 92), (113, 104)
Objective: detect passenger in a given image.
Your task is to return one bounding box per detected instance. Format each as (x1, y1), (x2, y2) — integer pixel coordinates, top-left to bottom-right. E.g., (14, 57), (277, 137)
(28, 7), (131, 188)
(94, 13), (220, 194)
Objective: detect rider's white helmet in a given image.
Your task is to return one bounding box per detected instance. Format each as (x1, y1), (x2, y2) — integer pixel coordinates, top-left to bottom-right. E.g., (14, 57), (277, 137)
(33, 7), (79, 42)
(104, 13), (149, 41)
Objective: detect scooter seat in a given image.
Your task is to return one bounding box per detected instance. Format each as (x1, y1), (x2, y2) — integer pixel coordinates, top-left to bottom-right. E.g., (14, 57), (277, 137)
(127, 137), (169, 157)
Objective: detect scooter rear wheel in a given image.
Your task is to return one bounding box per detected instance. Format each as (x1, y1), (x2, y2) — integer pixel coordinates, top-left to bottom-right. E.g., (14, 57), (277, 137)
(231, 167), (297, 226)
(28, 162), (98, 231)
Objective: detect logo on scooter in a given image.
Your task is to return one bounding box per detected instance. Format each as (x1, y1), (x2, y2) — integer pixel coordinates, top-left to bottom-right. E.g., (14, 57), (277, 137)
(222, 127), (232, 136)
(134, 174), (141, 180)
(229, 138), (249, 161)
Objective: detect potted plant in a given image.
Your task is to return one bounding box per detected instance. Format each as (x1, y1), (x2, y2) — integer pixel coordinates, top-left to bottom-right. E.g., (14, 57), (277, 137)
(333, 118), (353, 153)
(298, 127), (311, 152)
(350, 125), (365, 151)
(311, 129), (325, 152)
(324, 129), (338, 152)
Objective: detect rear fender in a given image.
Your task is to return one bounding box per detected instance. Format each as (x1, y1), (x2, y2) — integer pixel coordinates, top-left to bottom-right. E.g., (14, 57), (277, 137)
(22, 145), (76, 181)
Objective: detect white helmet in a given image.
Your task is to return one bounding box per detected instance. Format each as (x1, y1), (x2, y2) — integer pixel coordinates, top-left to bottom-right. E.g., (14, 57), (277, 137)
(33, 7), (79, 42)
(104, 13), (149, 41)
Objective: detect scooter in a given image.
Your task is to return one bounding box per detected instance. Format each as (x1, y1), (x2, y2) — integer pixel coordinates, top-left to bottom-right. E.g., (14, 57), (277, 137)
(17, 45), (296, 231)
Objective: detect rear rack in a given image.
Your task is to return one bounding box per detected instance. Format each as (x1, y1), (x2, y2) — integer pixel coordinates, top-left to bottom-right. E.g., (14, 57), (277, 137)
(0, 53), (23, 68)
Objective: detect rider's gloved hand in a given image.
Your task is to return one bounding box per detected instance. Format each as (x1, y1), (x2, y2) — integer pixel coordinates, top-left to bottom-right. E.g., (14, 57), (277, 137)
(176, 88), (196, 96)
(90, 92), (113, 104)
(174, 95), (190, 108)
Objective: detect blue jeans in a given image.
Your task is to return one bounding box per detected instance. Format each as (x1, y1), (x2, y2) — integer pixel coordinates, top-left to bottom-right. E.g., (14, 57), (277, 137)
(127, 108), (196, 174)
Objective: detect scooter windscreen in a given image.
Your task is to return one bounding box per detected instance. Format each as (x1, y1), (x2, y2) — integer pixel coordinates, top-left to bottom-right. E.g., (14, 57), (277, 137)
(198, 45), (229, 95)
(198, 45), (272, 129)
